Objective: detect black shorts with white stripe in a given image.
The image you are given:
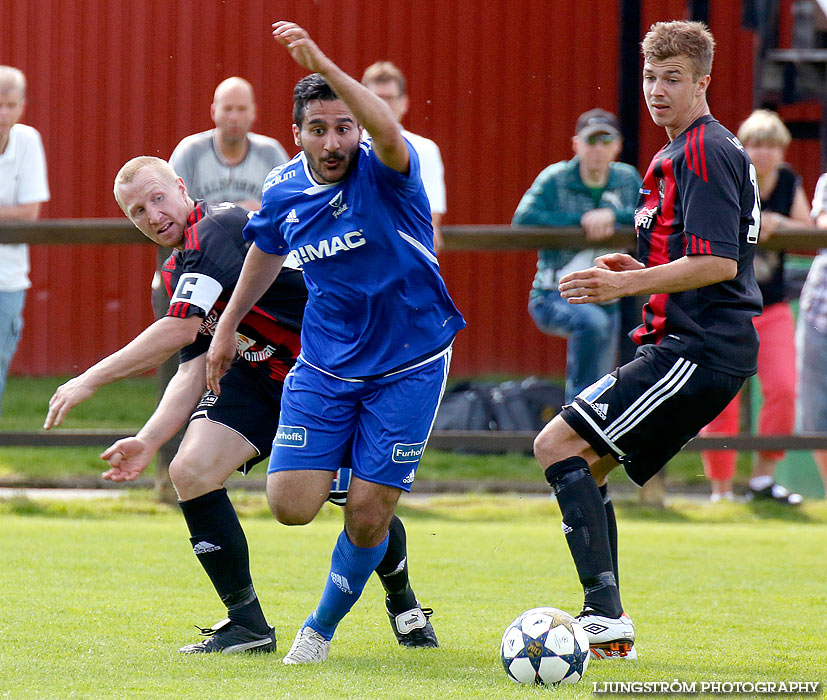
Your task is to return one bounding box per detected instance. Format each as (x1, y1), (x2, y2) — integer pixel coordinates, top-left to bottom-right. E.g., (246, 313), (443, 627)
(190, 359), (284, 475)
(560, 345), (746, 486)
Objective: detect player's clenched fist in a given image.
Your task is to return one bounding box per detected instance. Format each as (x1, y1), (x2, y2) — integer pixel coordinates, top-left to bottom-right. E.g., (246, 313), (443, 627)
(101, 437), (154, 482)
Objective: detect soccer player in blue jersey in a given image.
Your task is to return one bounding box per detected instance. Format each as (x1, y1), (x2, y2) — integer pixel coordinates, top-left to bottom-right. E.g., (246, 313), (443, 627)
(532, 20), (761, 660)
(206, 21), (465, 664)
(45, 155), (439, 655)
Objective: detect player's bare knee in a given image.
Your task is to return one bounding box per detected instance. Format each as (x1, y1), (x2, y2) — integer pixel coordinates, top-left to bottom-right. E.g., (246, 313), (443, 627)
(168, 454), (199, 494)
(345, 518), (389, 548)
(534, 417), (569, 466)
(266, 470), (331, 525)
(272, 508), (313, 526)
(266, 482), (320, 525)
(169, 452), (225, 500)
(266, 488), (299, 523)
(344, 504), (394, 547)
(533, 431), (551, 465)
(268, 498), (316, 525)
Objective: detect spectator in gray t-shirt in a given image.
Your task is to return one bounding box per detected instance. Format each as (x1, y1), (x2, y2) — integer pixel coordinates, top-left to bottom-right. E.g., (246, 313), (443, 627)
(170, 77), (289, 210)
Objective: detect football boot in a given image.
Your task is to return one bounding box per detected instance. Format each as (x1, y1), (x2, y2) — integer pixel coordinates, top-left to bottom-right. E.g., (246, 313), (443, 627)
(179, 617), (276, 654)
(576, 610), (636, 660)
(282, 626), (331, 664)
(386, 602), (438, 648)
(747, 482), (803, 506)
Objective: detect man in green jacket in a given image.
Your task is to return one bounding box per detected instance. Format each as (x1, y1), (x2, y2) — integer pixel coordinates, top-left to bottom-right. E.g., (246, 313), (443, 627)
(513, 109), (641, 403)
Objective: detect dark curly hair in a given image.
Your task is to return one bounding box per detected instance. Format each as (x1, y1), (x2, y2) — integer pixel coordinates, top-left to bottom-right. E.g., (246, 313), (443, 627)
(293, 73), (340, 127)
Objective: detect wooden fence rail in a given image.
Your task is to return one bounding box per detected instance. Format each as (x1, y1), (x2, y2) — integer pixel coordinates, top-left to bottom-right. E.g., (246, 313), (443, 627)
(2, 429), (826, 452)
(2, 219), (827, 250)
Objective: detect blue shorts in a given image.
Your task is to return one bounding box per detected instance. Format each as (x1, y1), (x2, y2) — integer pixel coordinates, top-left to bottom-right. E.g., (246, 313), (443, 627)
(268, 349), (451, 491)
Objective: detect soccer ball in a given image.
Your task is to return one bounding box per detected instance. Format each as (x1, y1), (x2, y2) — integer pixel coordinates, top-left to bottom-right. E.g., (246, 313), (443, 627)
(500, 607), (590, 685)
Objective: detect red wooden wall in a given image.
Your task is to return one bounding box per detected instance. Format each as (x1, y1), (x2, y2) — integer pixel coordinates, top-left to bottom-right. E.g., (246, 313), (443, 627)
(2, 0), (820, 378)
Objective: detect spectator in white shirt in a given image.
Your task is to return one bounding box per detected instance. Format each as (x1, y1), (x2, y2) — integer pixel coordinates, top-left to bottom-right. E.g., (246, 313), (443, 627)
(0, 65), (50, 416)
(362, 62), (447, 252)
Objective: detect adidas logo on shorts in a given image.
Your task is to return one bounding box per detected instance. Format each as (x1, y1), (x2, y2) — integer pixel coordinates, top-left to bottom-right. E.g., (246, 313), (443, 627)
(592, 402), (609, 420)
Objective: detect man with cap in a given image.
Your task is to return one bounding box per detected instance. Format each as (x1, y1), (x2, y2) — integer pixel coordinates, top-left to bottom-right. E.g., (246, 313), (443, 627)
(513, 109), (641, 402)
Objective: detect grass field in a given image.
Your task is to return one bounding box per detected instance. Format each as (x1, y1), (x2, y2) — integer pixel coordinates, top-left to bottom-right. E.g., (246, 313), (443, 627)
(0, 493), (825, 699)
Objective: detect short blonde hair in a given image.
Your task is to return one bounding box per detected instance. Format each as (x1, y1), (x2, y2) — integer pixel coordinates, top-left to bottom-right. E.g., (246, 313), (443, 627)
(737, 109), (791, 148)
(0, 65), (26, 97)
(113, 156), (178, 213)
(361, 61), (407, 95)
(641, 20), (715, 81)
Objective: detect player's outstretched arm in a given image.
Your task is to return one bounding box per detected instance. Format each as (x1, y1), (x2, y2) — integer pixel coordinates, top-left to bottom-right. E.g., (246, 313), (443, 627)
(206, 242), (286, 393)
(271, 20), (408, 173)
(101, 355), (207, 482)
(559, 254), (736, 305)
(44, 314), (203, 429)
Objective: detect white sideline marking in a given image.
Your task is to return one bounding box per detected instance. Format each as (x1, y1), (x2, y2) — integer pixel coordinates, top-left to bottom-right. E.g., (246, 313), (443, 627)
(0, 488), (126, 500)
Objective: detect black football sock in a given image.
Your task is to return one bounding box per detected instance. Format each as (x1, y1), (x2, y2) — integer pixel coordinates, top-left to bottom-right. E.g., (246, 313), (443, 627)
(179, 488), (269, 634)
(545, 457), (623, 618)
(375, 514), (417, 614)
(599, 483), (619, 590)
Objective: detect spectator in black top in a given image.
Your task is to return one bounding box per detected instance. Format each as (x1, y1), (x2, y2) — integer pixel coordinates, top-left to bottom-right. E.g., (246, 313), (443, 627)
(701, 109), (811, 504)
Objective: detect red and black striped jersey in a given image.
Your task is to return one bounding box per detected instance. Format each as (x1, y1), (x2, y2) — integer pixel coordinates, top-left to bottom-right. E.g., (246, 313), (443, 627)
(161, 200), (307, 383)
(633, 115), (761, 376)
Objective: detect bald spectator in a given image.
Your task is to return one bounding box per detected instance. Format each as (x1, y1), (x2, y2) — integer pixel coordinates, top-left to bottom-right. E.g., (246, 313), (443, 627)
(0, 65), (49, 417)
(170, 77), (289, 210)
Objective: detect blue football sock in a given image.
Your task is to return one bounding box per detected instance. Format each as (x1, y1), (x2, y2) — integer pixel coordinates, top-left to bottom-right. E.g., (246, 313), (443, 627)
(306, 528), (389, 640)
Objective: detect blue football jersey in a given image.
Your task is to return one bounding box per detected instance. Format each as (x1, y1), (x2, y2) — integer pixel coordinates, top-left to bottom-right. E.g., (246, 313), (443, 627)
(244, 138), (465, 378)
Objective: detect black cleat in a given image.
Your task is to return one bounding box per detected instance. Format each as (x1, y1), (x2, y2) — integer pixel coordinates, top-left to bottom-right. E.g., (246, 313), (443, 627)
(747, 482), (803, 506)
(386, 604), (439, 648)
(178, 617), (276, 654)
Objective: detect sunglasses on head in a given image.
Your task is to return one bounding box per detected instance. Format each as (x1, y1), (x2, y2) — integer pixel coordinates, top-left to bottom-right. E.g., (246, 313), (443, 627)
(585, 133), (617, 145)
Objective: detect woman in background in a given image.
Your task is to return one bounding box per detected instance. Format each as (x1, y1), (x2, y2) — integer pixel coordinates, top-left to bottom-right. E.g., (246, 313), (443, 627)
(701, 110), (811, 504)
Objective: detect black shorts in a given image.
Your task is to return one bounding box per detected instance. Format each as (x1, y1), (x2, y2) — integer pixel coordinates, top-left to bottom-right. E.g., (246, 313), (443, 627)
(190, 360), (283, 475)
(560, 345), (746, 486)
